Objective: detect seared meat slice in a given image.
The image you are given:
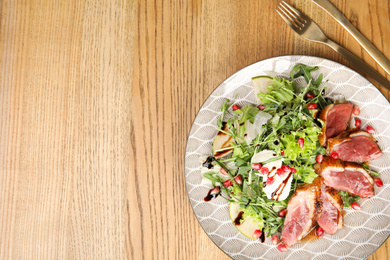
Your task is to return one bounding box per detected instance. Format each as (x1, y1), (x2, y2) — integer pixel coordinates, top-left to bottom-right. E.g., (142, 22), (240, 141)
(326, 130), (382, 163)
(314, 156), (374, 198)
(318, 103), (353, 146)
(317, 183), (343, 235)
(281, 178), (322, 247)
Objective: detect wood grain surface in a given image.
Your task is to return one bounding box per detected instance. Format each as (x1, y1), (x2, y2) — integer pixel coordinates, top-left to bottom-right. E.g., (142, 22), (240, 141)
(0, 0), (389, 259)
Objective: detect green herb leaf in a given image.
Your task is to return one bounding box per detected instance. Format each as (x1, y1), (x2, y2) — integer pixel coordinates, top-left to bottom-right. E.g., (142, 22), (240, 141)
(338, 191), (361, 208)
(258, 78), (296, 104)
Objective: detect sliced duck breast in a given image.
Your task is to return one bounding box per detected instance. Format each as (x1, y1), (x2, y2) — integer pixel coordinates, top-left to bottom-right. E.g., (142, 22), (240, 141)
(314, 156), (374, 198)
(318, 102), (354, 146)
(281, 178), (322, 247)
(326, 130), (382, 163)
(317, 183), (343, 235)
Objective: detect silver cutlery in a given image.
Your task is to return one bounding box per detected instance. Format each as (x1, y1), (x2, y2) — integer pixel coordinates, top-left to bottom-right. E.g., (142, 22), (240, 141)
(276, 1), (390, 91)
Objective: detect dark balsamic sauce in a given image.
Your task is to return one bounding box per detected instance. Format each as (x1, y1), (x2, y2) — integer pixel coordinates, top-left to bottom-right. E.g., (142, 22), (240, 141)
(259, 228), (265, 243)
(204, 187), (220, 202)
(313, 118), (322, 128)
(277, 172), (293, 201)
(202, 156), (214, 169)
(270, 172), (293, 201)
(234, 211), (244, 225)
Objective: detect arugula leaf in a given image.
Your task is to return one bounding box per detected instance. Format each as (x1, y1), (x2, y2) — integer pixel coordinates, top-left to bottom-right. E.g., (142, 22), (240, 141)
(290, 64), (319, 86)
(203, 172), (223, 186)
(338, 191), (361, 208)
(361, 163), (381, 177)
(234, 104), (260, 124)
(217, 99), (232, 128)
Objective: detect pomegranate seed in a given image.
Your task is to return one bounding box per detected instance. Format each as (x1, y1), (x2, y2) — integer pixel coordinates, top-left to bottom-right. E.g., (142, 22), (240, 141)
(306, 92), (314, 99)
(307, 103), (317, 109)
(220, 167), (228, 175)
(257, 104), (266, 110)
(272, 234), (279, 245)
(266, 177), (275, 185)
(260, 167), (269, 175)
(252, 229), (262, 239)
(234, 175), (243, 185)
(297, 138), (304, 148)
(278, 208), (287, 217)
(281, 150), (285, 156)
(290, 167), (297, 174)
(374, 178), (383, 187)
(281, 165), (291, 174)
(277, 244), (288, 252)
(316, 154), (323, 164)
(315, 226), (324, 237)
(353, 106), (360, 115)
(276, 168), (284, 176)
(367, 126), (375, 134)
(252, 163), (262, 171)
(223, 179), (232, 188)
(351, 202), (361, 210)
(355, 118), (361, 128)
(232, 104), (240, 111)
(210, 187), (220, 195)
(330, 152), (339, 159)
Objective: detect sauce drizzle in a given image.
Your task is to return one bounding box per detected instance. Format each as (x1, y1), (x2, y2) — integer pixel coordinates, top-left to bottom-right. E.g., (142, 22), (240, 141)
(202, 156), (214, 169)
(204, 187), (220, 202)
(270, 172), (293, 201)
(234, 211), (244, 226)
(259, 228), (265, 243)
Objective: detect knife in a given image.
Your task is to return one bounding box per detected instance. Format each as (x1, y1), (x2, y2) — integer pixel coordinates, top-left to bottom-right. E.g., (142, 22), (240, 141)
(313, 0), (390, 75)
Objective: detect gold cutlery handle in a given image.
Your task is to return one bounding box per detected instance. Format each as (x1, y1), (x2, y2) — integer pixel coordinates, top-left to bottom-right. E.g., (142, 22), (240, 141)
(313, 0), (390, 75)
(325, 39), (390, 91)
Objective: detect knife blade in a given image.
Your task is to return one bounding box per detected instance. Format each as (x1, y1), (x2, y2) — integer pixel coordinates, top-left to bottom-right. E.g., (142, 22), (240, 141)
(313, 0), (390, 75)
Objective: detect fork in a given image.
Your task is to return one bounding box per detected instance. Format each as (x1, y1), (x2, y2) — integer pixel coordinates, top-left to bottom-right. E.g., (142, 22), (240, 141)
(276, 1), (390, 90)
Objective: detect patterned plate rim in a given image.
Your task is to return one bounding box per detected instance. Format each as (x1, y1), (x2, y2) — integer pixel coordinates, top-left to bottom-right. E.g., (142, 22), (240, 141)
(184, 55), (390, 260)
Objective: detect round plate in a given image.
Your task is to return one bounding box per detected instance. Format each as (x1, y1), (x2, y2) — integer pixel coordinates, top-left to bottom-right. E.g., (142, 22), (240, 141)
(185, 55), (390, 260)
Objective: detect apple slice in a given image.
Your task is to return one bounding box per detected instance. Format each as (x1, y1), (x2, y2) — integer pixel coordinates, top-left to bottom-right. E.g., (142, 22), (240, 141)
(252, 76), (273, 104)
(229, 202), (262, 240)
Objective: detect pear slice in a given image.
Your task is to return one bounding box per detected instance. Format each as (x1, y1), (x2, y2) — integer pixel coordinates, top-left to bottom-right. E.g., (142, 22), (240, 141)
(212, 122), (233, 159)
(252, 76), (273, 104)
(229, 202), (262, 240)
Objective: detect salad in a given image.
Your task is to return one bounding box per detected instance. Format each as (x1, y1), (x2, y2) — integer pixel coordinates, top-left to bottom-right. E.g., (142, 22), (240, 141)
(199, 64), (380, 246)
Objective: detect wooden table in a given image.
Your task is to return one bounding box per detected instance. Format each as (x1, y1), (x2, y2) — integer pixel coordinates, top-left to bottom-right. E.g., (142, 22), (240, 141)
(0, 0), (389, 259)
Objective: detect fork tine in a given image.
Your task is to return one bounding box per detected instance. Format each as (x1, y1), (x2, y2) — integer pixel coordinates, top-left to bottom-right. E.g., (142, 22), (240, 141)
(281, 1), (306, 24)
(276, 8), (300, 31)
(277, 3), (304, 30)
